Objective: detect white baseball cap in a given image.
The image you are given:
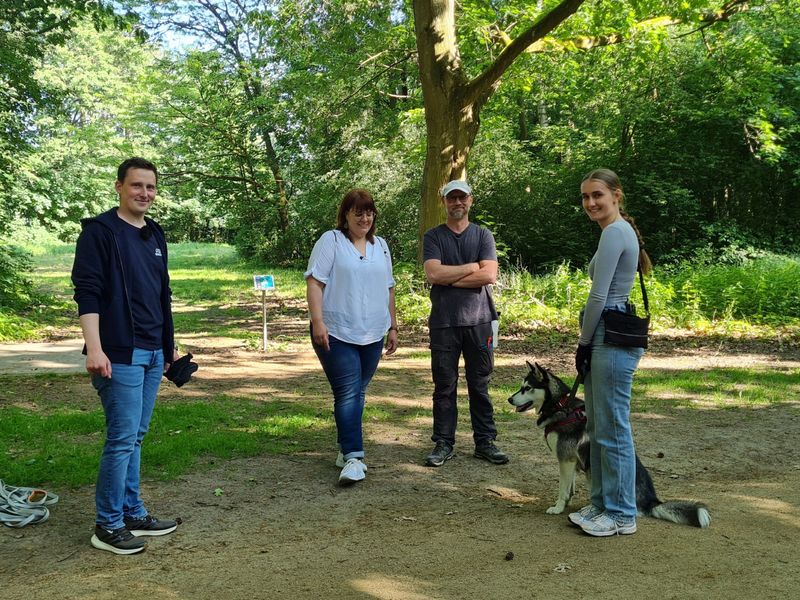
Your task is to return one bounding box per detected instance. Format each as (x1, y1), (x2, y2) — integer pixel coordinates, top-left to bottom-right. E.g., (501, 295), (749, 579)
(441, 180), (472, 197)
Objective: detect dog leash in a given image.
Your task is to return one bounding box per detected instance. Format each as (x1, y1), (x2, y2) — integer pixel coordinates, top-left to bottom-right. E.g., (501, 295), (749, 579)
(569, 372), (584, 402)
(0, 479), (59, 528)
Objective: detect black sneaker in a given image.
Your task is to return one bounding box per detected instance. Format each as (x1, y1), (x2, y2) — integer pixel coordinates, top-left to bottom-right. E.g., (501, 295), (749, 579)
(90, 526), (146, 555)
(474, 442), (509, 464)
(425, 441), (454, 467)
(124, 514), (178, 537)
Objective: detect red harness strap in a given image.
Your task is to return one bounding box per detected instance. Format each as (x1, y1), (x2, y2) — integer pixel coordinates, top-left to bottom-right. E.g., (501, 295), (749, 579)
(543, 393), (587, 437)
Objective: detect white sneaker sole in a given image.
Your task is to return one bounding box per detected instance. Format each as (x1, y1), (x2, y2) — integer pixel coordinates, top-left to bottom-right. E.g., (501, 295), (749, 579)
(128, 524), (177, 537)
(90, 534), (146, 555)
(580, 523), (637, 537)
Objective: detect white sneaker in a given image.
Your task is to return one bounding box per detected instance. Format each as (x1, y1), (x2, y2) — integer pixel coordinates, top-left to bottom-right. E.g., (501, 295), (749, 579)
(335, 452), (367, 471)
(568, 504), (603, 527)
(580, 512), (636, 537)
(338, 458), (367, 484)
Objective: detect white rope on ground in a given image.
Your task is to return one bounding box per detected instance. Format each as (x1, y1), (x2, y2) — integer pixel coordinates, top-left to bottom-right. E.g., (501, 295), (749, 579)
(0, 479), (59, 527)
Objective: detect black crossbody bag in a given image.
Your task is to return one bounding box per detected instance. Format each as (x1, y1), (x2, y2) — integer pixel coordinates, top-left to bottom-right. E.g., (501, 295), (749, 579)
(602, 266), (650, 349)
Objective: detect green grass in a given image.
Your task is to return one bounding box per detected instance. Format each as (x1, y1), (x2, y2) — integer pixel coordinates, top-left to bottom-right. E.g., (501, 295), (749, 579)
(2, 364), (797, 487)
(0, 392), (336, 487)
(491, 366), (800, 418)
(6, 241), (800, 342)
(3, 242), (799, 488)
(633, 367), (800, 410)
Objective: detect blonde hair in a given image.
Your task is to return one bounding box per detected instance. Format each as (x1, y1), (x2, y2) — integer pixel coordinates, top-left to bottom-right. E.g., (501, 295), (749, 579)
(582, 168), (652, 275)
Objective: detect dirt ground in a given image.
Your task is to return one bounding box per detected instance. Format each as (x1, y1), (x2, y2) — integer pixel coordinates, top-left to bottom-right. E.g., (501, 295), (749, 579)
(1, 332), (799, 600)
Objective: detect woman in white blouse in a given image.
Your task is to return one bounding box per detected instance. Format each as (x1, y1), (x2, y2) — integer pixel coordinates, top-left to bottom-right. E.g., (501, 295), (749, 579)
(305, 189), (398, 484)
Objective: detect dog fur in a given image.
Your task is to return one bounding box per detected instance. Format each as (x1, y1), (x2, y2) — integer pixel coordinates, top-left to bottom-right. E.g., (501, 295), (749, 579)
(508, 361), (711, 528)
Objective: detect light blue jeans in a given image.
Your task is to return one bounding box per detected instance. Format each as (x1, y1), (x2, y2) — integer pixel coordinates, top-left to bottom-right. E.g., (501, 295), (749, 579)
(584, 306), (644, 521)
(92, 347), (164, 529)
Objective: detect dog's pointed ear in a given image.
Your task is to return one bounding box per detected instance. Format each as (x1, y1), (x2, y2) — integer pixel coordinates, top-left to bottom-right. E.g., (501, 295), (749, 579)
(526, 360), (535, 371)
(534, 362), (548, 380)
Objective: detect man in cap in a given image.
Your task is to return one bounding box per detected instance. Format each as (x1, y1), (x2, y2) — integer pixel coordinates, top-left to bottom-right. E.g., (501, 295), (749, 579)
(72, 157), (182, 554)
(422, 180), (508, 467)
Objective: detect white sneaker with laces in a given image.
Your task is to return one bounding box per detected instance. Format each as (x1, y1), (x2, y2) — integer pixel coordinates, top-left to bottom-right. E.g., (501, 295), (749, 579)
(580, 512), (637, 537)
(336, 452), (367, 471)
(568, 504), (603, 527)
(338, 458), (367, 484)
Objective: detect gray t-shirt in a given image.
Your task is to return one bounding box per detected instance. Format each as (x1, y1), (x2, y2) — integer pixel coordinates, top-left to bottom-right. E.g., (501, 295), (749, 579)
(423, 223), (498, 329)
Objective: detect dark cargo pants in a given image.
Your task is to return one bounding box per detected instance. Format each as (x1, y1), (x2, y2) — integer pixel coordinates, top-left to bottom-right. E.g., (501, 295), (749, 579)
(429, 322), (497, 446)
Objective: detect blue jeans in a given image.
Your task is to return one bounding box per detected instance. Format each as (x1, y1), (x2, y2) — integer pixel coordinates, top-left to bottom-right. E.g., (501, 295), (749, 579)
(583, 308), (644, 521)
(92, 347), (164, 529)
(312, 334), (383, 460)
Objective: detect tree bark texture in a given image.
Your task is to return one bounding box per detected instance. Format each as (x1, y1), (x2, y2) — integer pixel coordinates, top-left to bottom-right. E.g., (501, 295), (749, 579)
(413, 0), (587, 259)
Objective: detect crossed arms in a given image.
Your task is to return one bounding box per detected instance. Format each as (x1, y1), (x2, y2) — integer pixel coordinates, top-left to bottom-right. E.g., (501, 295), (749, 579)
(423, 259), (498, 288)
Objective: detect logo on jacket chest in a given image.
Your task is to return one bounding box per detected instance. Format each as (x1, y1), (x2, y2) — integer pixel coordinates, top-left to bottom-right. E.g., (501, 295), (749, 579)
(155, 248), (162, 257)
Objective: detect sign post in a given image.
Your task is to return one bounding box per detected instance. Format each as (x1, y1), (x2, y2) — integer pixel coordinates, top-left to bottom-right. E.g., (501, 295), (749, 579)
(253, 275), (275, 351)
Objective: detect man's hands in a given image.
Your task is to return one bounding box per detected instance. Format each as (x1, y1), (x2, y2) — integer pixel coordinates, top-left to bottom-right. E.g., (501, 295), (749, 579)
(86, 347), (112, 378)
(164, 347), (181, 373)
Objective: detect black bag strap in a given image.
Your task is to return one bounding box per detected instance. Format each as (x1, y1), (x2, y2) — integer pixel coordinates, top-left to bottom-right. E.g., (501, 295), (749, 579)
(637, 264), (650, 316)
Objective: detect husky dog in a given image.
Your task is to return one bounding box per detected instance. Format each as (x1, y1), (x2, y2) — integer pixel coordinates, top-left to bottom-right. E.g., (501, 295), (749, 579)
(508, 361), (710, 528)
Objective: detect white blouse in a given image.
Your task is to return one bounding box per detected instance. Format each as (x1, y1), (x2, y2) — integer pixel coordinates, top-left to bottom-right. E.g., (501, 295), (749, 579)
(305, 230), (395, 345)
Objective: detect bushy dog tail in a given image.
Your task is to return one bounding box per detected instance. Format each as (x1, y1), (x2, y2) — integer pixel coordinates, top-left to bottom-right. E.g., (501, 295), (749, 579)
(648, 501), (711, 528)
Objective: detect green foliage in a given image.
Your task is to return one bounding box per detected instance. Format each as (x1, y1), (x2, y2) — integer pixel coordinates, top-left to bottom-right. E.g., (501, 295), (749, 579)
(4, 0), (800, 281)
(666, 254), (800, 322)
(0, 3), (140, 234)
(0, 244), (36, 311)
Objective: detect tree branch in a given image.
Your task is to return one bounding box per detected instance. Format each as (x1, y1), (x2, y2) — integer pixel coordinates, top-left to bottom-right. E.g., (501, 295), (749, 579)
(487, 0), (749, 55)
(465, 0), (587, 106)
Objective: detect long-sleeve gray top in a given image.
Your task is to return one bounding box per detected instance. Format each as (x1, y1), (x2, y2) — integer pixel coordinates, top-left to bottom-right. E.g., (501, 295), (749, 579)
(579, 219), (640, 345)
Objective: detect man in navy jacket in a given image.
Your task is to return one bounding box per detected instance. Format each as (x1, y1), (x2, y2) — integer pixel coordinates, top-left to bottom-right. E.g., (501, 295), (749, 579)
(72, 157), (180, 554)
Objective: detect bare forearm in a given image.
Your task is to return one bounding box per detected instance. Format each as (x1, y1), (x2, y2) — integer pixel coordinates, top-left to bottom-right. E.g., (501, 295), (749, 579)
(388, 287), (397, 328)
(306, 279), (325, 325)
(425, 262), (479, 285)
(451, 268), (495, 287)
(79, 313), (103, 352)
(452, 261), (498, 288)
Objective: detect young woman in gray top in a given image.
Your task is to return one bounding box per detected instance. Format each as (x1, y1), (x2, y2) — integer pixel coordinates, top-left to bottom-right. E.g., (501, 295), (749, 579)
(571, 168), (652, 537)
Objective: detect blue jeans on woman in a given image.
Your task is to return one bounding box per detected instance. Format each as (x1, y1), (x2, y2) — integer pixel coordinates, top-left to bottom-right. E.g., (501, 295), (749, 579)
(312, 334), (383, 460)
(92, 347), (164, 529)
(583, 307), (644, 522)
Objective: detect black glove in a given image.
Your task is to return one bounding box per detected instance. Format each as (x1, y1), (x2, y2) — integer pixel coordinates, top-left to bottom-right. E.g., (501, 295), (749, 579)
(575, 344), (592, 376)
(165, 353), (198, 387)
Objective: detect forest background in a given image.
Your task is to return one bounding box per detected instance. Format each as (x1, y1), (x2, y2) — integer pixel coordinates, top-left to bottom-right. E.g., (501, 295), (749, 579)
(1, 0), (799, 338)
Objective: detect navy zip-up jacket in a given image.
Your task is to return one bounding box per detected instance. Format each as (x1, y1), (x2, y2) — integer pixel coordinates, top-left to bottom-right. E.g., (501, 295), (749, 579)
(71, 208), (175, 364)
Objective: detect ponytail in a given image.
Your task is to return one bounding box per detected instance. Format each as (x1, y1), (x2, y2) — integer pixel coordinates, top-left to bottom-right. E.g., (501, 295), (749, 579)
(619, 208), (652, 275)
(583, 168), (652, 276)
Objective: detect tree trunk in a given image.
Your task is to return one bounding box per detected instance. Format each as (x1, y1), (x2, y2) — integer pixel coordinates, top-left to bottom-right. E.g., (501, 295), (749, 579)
(413, 0), (483, 260)
(413, 0), (587, 261)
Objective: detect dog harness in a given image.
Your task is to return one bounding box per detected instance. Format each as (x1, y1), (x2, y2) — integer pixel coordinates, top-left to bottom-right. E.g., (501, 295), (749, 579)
(541, 393), (586, 437)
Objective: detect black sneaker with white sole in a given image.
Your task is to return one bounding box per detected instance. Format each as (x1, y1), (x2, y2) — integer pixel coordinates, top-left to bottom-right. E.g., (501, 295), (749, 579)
(90, 526), (147, 555)
(425, 441), (455, 467)
(123, 514), (178, 537)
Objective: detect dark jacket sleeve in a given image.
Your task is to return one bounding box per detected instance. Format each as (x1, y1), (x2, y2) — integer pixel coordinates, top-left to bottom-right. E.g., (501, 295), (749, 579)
(150, 219), (176, 357)
(72, 222), (110, 316)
